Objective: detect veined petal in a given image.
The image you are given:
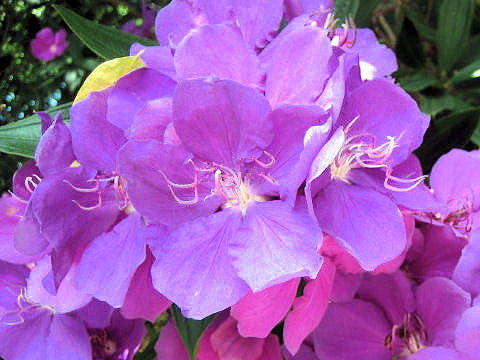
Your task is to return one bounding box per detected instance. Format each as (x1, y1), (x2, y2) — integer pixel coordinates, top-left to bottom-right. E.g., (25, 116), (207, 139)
(173, 78), (272, 166)
(46, 314), (91, 360)
(314, 181), (407, 270)
(230, 201), (323, 291)
(151, 209), (248, 319)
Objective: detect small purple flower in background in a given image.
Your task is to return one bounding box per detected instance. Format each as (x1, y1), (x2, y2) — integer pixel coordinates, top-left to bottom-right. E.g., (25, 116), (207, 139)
(31, 28), (69, 61)
(122, 1), (156, 38)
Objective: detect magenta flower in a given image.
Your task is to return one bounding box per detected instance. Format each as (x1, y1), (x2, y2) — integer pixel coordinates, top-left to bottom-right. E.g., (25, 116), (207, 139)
(31, 28), (69, 61)
(314, 273), (471, 359)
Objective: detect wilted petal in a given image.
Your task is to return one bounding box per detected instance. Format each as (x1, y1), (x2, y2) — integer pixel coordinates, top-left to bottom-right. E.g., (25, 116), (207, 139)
(284, 259), (336, 355)
(231, 278), (300, 338)
(151, 209), (248, 319)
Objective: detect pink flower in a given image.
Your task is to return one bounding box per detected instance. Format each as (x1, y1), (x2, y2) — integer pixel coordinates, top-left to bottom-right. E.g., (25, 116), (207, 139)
(31, 28), (69, 61)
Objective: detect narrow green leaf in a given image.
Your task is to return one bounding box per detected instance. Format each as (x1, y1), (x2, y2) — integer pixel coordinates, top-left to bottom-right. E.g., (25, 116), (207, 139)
(419, 95), (472, 117)
(450, 59), (480, 84)
(170, 305), (217, 360)
(436, 0), (474, 72)
(53, 5), (157, 60)
(406, 10), (436, 42)
(397, 73), (439, 92)
(456, 34), (480, 68)
(0, 103), (71, 158)
(334, 0), (360, 23)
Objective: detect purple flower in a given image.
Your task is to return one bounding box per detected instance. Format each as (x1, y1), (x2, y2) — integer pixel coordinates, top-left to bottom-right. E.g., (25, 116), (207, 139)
(314, 273), (471, 359)
(122, 1), (156, 38)
(31, 28), (69, 61)
(308, 78), (430, 271)
(118, 78), (328, 318)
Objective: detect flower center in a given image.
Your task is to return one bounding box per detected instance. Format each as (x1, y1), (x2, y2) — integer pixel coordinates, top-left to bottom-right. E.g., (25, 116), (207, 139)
(384, 313), (427, 356)
(89, 329), (117, 360)
(159, 152), (276, 215)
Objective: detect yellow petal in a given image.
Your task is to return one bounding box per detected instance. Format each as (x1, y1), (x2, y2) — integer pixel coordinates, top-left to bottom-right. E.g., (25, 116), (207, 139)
(73, 54), (145, 104)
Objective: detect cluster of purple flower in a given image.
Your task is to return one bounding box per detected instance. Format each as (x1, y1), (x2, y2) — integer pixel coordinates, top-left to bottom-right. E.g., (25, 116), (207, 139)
(4, 0), (480, 359)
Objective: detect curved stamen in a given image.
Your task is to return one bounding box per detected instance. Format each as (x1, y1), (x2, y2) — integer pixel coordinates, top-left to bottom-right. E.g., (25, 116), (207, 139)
(346, 16), (357, 48)
(250, 151), (276, 169)
(384, 169), (427, 192)
(63, 179), (100, 193)
(7, 190), (28, 204)
(337, 20), (350, 47)
(71, 192), (103, 211)
(158, 166), (199, 206)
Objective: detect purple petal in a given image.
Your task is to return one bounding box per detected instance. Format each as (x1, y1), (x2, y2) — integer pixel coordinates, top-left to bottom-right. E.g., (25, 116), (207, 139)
(408, 224), (466, 281)
(453, 229), (480, 294)
(340, 79), (430, 166)
(357, 272), (415, 325)
(210, 316), (264, 360)
(282, 344), (318, 360)
(121, 248), (171, 321)
(154, 0), (200, 48)
(430, 149), (480, 217)
(130, 44), (177, 80)
(155, 319), (190, 360)
(284, 0), (334, 21)
(12, 160), (41, 201)
(35, 113), (75, 176)
(14, 201), (50, 256)
(36, 111), (54, 134)
(330, 270), (363, 303)
(28, 166), (119, 250)
(70, 89), (127, 171)
(46, 314), (91, 360)
(261, 104), (331, 201)
(174, 24), (263, 86)
(313, 180), (407, 270)
(127, 98), (172, 142)
(74, 299), (114, 329)
(107, 68), (176, 130)
(173, 78), (272, 166)
(455, 306), (480, 359)
(151, 209), (249, 319)
(416, 277), (470, 347)
(0, 310), (51, 360)
(408, 347), (460, 360)
(230, 201), (323, 291)
(231, 278), (300, 338)
(76, 214), (147, 307)
(313, 299), (393, 360)
(231, 0), (283, 49)
(265, 26), (333, 106)
(284, 259), (336, 355)
(334, 28), (397, 79)
(31, 28), (56, 61)
(117, 140), (221, 227)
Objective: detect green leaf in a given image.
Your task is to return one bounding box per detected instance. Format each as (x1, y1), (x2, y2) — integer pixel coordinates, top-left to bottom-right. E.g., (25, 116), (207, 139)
(397, 73), (439, 92)
(0, 103), (71, 158)
(416, 108), (480, 172)
(456, 34), (480, 68)
(436, 0), (474, 72)
(334, 0), (360, 23)
(53, 5), (157, 60)
(450, 59), (480, 84)
(419, 95), (472, 117)
(406, 9), (436, 41)
(354, 0), (380, 28)
(471, 125), (480, 147)
(170, 305), (217, 360)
